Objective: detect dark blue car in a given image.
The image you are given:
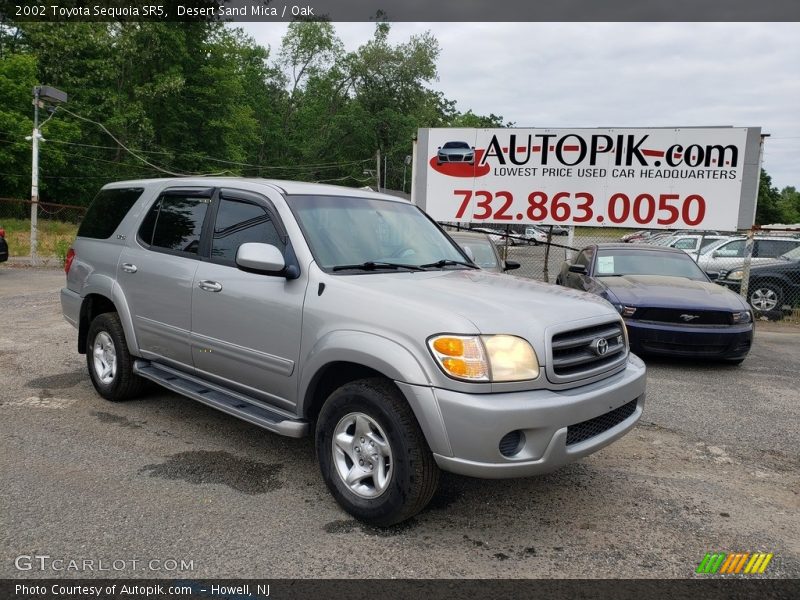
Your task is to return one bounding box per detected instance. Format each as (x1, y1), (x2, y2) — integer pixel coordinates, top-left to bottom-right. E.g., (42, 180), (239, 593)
(556, 244), (753, 363)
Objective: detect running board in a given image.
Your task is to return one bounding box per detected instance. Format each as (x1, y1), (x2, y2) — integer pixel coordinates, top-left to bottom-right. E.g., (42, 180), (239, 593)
(133, 360), (308, 438)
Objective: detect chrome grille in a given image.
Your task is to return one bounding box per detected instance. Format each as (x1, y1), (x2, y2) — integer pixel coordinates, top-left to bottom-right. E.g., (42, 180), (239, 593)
(548, 321), (627, 383)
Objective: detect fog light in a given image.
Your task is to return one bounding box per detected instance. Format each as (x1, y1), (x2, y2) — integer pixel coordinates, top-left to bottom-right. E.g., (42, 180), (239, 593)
(499, 430), (525, 457)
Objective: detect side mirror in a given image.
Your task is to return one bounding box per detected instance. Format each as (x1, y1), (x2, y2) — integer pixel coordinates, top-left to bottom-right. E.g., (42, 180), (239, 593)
(568, 264), (587, 275)
(504, 260), (520, 272)
(706, 271), (720, 281)
(461, 245), (475, 261)
(236, 242), (297, 278)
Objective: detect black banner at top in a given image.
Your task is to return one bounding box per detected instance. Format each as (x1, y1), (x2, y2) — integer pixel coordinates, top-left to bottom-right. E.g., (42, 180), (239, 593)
(2, 0), (800, 22)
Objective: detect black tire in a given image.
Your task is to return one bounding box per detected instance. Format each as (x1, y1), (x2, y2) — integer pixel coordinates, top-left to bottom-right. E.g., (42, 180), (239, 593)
(748, 281), (783, 313)
(86, 312), (145, 401)
(316, 378), (439, 527)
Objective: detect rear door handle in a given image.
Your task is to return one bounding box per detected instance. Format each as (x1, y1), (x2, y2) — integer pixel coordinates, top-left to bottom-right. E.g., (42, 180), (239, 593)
(198, 280), (223, 293)
(121, 263), (137, 273)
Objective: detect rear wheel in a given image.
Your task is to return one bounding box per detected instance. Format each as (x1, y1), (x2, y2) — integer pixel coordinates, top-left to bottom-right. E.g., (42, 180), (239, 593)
(86, 312), (145, 401)
(316, 378), (439, 526)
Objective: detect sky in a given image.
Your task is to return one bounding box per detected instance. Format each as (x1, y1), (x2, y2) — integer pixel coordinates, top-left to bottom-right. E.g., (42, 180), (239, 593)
(237, 22), (800, 191)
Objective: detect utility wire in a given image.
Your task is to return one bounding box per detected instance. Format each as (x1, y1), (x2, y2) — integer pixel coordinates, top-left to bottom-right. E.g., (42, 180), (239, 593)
(54, 106), (230, 177)
(0, 128), (374, 173)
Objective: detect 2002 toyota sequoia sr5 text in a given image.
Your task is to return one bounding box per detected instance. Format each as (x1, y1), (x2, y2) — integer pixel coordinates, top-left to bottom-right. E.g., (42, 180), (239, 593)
(62, 178), (646, 525)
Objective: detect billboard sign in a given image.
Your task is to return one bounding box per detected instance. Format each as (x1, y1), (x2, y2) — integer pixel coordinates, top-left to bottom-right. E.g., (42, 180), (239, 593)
(414, 127), (762, 231)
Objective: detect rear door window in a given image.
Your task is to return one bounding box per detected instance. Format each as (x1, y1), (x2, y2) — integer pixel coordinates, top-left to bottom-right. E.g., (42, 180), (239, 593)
(138, 193), (211, 255)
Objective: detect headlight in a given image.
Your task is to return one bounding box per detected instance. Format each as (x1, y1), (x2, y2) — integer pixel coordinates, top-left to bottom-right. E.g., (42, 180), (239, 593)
(428, 334), (539, 382)
(612, 303), (637, 317)
(732, 311), (752, 324)
(727, 270), (744, 281)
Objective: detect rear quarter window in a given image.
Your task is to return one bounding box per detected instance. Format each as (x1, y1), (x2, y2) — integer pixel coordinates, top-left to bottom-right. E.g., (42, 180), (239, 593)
(77, 188), (144, 239)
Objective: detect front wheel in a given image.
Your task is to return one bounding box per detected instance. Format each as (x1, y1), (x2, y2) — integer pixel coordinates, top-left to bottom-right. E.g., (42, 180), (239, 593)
(316, 378), (439, 526)
(749, 282), (783, 313)
(86, 312), (145, 401)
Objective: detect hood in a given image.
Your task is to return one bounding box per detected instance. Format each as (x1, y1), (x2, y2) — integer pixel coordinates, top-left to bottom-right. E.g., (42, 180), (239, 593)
(599, 275), (749, 311)
(313, 268), (622, 364)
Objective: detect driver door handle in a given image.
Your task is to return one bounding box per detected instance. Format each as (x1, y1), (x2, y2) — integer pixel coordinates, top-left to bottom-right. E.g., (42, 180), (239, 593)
(198, 280), (223, 293)
(121, 263), (137, 273)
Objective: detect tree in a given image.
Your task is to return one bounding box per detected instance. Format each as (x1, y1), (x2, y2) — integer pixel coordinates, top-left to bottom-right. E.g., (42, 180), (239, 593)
(755, 169), (783, 226)
(0, 19), (511, 201)
(777, 186), (800, 224)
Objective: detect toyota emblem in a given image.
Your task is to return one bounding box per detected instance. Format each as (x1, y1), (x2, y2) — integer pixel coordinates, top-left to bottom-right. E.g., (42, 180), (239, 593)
(591, 337), (609, 356)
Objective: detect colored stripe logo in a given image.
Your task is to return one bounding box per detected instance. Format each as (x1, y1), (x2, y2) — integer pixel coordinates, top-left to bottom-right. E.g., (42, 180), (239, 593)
(696, 552), (773, 574)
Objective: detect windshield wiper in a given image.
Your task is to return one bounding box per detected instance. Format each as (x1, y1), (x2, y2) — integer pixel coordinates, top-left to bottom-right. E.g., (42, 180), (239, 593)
(419, 259), (479, 270)
(332, 261), (425, 272)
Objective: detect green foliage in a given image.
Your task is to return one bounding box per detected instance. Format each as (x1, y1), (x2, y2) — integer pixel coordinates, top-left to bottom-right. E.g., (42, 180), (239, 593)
(0, 218), (77, 257)
(0, 20), (505, 203)
(777, 186), (800, 224)
(54, 238), (71, 265)
(756, 169), (785, 225)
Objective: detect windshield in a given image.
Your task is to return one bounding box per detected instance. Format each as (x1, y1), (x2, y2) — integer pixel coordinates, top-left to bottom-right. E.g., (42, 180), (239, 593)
(781, 245), (800, 260)
(288, 195), (468, 271)
(595, 249), (708, 280)
(699, 238), (743, 255)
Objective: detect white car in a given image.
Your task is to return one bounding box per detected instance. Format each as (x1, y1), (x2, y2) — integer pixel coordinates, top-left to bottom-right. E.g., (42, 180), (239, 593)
(519, 226), (548, 246)
(696, 236), (800, 277)
(662, 234), (732, 254)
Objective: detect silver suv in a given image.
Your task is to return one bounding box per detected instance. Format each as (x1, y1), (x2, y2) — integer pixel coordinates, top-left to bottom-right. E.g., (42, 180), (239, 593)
(61, 179), (646, 525)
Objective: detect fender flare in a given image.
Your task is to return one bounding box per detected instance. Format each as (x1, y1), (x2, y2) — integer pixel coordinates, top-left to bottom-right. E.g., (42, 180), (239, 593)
(79, 274), (140, 355)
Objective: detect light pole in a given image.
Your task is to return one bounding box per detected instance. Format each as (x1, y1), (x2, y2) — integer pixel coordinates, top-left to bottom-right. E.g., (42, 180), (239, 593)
(29, 85), (67, 265)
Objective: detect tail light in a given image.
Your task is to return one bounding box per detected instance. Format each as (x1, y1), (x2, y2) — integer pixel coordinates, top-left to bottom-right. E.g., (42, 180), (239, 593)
(0, 227), (5, 238)
(64, 248), (76, 274)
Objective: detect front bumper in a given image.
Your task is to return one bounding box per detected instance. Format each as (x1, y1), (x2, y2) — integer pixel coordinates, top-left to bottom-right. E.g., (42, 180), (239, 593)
(398, 354), (646, 479)
(626, 319), (753, 359)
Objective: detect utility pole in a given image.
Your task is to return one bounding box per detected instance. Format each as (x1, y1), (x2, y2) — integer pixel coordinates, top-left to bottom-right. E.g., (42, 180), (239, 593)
(30, 87), (41, 266)
(376, 148), (381, 192)
(28, 85), (67, 266)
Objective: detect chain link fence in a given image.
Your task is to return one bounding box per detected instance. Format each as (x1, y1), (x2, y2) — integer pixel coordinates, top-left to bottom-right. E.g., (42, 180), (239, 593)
(0, 198), (86, 264)
(442, 222), (800, 321)
(1, 196), (797, 321)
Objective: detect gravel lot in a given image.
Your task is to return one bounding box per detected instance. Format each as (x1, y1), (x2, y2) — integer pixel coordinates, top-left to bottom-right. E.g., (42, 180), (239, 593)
(1, 266), (798, 579)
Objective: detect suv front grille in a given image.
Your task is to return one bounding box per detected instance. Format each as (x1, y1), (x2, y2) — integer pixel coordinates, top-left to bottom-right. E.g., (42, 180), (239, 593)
(566, 399), (638, 446)
(549, 321), (627, 383)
